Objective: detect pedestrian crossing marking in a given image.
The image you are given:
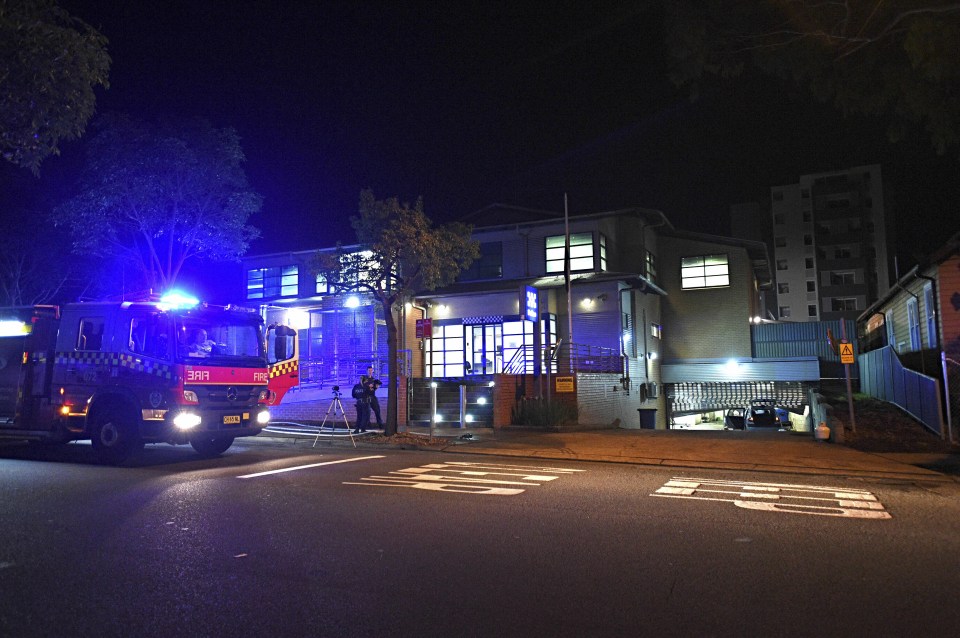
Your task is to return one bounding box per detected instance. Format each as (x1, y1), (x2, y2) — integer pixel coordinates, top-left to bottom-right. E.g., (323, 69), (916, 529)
(651, 477), (891, 519)
(345, 461), (584, 495)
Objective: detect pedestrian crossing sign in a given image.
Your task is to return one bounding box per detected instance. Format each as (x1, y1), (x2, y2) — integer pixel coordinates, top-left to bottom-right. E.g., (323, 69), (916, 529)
(839, 341), (854, 364)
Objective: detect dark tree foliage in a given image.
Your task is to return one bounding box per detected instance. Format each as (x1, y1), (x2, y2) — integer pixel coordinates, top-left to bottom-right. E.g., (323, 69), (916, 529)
(663, 1), (960, 154)
(0, 0), (111, 173)
(53, 113), (262, 294)
(314, 190), (479, 435)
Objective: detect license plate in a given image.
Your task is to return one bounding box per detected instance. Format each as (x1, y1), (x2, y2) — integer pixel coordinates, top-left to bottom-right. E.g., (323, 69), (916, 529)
(223, 415), (241, 424)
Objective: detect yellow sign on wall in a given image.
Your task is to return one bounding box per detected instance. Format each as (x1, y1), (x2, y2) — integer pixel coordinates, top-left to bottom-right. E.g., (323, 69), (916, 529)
(555, 376), (575, 393)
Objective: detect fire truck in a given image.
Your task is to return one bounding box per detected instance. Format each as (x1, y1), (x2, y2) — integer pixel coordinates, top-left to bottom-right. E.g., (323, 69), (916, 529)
(0, 294), (297, 463)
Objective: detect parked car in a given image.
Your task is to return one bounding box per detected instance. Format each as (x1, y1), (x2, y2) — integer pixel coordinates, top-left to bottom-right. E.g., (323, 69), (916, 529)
(745, 399), (779, 430)
(724, 407), (746, 430)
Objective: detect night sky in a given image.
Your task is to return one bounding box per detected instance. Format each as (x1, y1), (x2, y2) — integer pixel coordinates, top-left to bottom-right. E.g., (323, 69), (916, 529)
(5, 1), (959, 298)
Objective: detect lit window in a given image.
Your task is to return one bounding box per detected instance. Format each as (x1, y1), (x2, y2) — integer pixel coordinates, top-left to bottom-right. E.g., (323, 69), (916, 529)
(316, 273), (328, 295)
(247, 265), (298, 299)
(681, 254), (729, 289)
(546, 233), (595, 273)
(650, 323), (662, 339)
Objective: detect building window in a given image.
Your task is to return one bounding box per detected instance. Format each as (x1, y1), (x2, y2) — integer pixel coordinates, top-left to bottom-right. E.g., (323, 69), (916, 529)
(778, 283), (789, 294)
(773, 213), (785, 225)
(425, 323), (465, 377)
(808, 305), (817, 317)
(599, 233), (607, 271)
(830, 271), (856, 286)
(924, 283), (936, 348)
(831, 298), (858, 312)
(775, 236), (787, 248)
(805, 257), (815, 269)
(907, 297), (920, 351)
(546, 232), (596, 273)
(316, 274), (328, 295)
(806, 280), (816, 292)
(460, 242), (503, 281)
(650, 323), (662, 339)
(779, 306), (791, 318)
(681, 254), (729, 289)
(776, 260), (788, 271)
(644, 250), (657, 281)
(803, 234), (813, 246)
(834, 247), (853, 259)
(247, 265), (298, 299)
(802, 211), (812, 222)
(885, 310), (895, 349)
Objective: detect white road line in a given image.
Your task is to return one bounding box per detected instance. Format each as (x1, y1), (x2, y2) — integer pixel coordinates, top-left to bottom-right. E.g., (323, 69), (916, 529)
(237, 455), (385, 479)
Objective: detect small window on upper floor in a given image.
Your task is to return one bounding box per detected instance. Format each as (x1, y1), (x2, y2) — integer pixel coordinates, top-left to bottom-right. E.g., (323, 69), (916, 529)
(460, 241), (503, 281)
(776, 260), (788, 271)
(644, 250), (657, 282)
(773, 213), (785, 225)
(807, 280), (816, 292)
(779, 306), (791, 318)
(805, 257), (815, 269)
(778, 283), (789, 294)
(808, 305), (818, 317)
(775, 236), (787, 248)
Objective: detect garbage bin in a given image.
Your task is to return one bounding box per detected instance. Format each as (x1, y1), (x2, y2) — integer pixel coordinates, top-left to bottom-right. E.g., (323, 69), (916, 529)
(638, 408), (656, 429)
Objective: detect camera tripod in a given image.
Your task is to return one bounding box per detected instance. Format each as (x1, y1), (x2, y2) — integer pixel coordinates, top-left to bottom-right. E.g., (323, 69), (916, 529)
(313, 391), (356, 448)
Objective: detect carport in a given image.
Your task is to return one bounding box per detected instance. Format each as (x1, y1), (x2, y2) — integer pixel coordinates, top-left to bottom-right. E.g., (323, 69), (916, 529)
(660, 357), (821, 429)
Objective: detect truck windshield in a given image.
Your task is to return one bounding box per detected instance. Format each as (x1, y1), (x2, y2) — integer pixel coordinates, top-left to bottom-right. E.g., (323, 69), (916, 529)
(175, 317), (264, 363)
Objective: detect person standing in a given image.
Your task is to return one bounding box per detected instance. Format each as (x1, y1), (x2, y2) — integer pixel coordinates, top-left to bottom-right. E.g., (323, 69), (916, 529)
(361, 365), (383, 428)
(354, 377), (371, 433)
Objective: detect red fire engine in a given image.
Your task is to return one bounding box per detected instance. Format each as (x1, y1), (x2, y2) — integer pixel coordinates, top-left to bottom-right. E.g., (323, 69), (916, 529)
(0, 293), (296, 463)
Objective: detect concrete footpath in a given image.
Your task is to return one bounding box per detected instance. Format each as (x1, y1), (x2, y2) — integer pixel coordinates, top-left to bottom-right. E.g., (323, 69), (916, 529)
(253, 424), (959, 482)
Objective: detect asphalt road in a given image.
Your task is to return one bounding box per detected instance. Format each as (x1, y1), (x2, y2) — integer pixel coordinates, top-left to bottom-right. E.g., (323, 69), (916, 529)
(1, 440), (959, 637)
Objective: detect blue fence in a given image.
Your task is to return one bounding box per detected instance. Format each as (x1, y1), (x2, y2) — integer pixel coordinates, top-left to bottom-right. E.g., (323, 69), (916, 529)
(859, 346), (944, 437)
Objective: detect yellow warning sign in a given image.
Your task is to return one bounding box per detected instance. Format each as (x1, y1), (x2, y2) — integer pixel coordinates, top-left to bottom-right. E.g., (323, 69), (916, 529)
(839, 341), (855, 364)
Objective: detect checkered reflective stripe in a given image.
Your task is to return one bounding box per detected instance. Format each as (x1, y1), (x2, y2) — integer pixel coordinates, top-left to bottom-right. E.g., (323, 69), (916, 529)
(462, 316), (503, 325)
(55, 351), (173, 380)
(269, 359), (299, 379)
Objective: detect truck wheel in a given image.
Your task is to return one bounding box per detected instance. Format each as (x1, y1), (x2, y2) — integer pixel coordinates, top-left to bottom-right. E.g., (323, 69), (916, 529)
(91, 411), (143, 465)
(190, 436), (235, 458)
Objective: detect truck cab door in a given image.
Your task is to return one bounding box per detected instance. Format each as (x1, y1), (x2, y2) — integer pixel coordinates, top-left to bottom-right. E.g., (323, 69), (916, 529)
(265, 325), (298, 405)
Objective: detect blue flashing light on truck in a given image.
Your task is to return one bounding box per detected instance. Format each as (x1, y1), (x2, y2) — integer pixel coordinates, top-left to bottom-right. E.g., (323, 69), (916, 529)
(0, 297), (296, 464)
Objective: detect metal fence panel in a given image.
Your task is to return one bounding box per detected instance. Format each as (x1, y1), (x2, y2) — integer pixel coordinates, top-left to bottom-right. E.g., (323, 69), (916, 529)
(860, 346), (943, 437)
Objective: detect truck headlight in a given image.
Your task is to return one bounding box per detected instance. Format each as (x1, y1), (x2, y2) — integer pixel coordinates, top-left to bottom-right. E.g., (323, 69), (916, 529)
(256, 410), (270, 425)
(174, 412), (202, 430)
